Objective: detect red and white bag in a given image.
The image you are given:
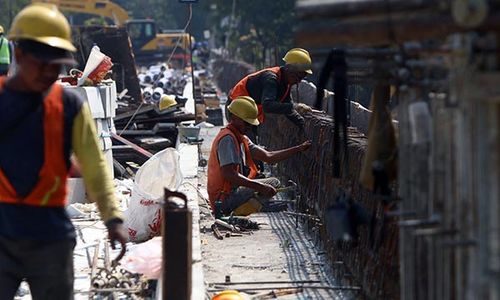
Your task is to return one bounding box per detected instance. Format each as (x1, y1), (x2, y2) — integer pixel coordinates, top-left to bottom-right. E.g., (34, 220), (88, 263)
(124, 148), (183, 242)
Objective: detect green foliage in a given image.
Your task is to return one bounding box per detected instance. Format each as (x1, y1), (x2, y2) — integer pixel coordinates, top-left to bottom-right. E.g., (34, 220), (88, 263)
(0, 0), (296, 68)
(0, 0), (31, 33)
(202, 0), (296, 66)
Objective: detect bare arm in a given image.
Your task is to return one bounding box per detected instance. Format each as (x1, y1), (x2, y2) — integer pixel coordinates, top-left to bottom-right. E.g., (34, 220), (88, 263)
(220, 164), (276, 197)
(252, 140), (311, 164)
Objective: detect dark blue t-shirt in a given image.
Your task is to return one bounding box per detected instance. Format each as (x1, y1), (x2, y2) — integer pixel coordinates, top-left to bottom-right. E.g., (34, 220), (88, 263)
(0, 84), (83, 240)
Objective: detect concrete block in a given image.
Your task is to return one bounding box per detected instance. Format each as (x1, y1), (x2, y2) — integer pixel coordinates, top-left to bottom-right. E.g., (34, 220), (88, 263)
(98, 82), (118, 118)
(83, 87), (105, 118)
(67, 178), (87, 204)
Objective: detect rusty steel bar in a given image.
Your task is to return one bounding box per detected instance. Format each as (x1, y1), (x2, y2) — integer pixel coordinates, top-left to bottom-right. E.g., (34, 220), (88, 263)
(259, 112), (400, 299)
(208, 285), (362, 292)
(162, 188), (192, 300)
(210, 280), (322, 285)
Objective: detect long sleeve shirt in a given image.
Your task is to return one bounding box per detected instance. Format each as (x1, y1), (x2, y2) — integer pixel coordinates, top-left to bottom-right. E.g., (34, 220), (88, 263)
(245, 67), (304, 127)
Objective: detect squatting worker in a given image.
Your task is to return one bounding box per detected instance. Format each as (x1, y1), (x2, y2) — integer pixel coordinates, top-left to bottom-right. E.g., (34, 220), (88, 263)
(228, 48), (314, 130)
(0, 4), (127, 299)
(208, 96), (311, 216)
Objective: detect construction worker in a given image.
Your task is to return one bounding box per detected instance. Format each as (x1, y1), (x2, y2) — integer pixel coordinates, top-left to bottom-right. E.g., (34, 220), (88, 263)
(228, 47), (314, 129)
(207, 96), (311, 216)
(0, 4), (126, 299)
(0, 25), (12, 75)
(211, 290), (246, 300)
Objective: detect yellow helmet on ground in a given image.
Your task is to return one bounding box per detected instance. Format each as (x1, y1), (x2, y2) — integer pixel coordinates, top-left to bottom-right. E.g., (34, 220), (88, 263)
(9, 3), (76, 52)
(233, 198), (262, 216)
(0, 26), (4, 34)
(159, 94), (177, 110)
(211, 290), (246, 300)
(228, 96), (259, 126)
(283, 48), (313, 74)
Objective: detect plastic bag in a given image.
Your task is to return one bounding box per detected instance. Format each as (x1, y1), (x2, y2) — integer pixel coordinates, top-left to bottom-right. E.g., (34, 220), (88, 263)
(122, 236), (162, 279)
(124, 148), (183, 242)
(78, 45), (113, 86)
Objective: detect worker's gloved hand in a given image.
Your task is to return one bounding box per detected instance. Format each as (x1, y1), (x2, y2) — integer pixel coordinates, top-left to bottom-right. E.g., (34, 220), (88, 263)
(257, 183), (277, 198)
(106, 219), (128, 255)
(294, 115), (305, 130)
(298, 140), (312, 152)
(294, 103), (313, 114)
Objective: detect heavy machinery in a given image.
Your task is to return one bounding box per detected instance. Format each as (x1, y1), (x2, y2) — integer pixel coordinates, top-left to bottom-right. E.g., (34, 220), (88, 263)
(32, 0), (192, 64)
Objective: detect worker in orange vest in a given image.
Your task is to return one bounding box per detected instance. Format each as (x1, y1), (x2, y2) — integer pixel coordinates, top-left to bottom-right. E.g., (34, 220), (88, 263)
(228, 48), (314, 129)
(0, 4), (126, 299)
(207, 96), (311, 216)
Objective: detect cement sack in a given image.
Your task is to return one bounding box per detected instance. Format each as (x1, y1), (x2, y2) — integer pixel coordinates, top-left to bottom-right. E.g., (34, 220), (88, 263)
(124, 148), (183, 242)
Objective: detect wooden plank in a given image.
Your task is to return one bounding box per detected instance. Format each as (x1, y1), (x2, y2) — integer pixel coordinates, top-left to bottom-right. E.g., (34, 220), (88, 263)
(111, 133), (153, 158)
(296, 0), (437, 19)
(296, 9), (500, 47)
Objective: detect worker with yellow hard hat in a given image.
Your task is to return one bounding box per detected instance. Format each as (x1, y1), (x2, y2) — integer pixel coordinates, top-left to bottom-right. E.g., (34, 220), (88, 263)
(0, 4), (127, 299)
(207, 96), (311, 216)
(211, 290), (246, 300)
(0, 24), (13, 76)
(228, 47), (314, 128)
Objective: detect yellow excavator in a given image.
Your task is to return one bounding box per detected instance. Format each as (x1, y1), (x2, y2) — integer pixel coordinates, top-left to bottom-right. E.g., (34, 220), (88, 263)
(32, 0), (192, 64)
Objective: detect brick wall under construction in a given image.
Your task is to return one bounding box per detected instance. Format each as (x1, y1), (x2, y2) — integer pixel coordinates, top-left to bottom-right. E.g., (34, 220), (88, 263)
(260, 113), (400, 299)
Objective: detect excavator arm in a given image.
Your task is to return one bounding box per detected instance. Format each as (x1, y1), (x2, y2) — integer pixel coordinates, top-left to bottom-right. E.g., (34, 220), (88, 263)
(32, 0), (129, 26)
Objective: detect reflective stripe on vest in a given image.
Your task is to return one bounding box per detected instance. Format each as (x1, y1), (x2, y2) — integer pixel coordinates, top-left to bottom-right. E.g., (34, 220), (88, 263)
(207, 124), (258, 211)
(0, 77), (68, 207)
(0, 38), (10, 65)
(229, 67), (291, 123)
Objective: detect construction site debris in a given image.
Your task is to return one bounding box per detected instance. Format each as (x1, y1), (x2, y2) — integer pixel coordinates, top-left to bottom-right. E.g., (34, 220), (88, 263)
(87, 240), (151, 299)
(72, 26), (141, 103)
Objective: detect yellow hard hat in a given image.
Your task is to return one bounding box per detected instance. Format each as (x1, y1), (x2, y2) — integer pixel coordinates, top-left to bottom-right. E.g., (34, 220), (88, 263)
(228, 96), (259, 126)
(0, 26), (4, 34)
(283, 48), (313, 74)
(9, 3), (76, 52)
(211, 290), (245, 300)
(159, 94), (177, 110)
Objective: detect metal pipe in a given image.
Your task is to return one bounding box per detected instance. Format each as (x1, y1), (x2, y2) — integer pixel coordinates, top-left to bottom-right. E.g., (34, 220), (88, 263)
(210, 280), (323, 285)
(89, 241), (100, 300)
(207, 285), (362, 292)
(283, 211), (321, 221)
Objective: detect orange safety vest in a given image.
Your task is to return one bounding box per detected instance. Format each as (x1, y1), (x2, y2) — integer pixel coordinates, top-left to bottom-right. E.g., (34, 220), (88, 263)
(229, 66), (291, 123)
(0, 77), (69, 207)
(207, 124), (258, 211)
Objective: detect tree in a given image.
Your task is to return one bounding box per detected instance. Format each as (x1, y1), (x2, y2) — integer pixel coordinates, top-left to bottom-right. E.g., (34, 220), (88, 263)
(0, 0), (31, 33)
(204, 0), (296, 66)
